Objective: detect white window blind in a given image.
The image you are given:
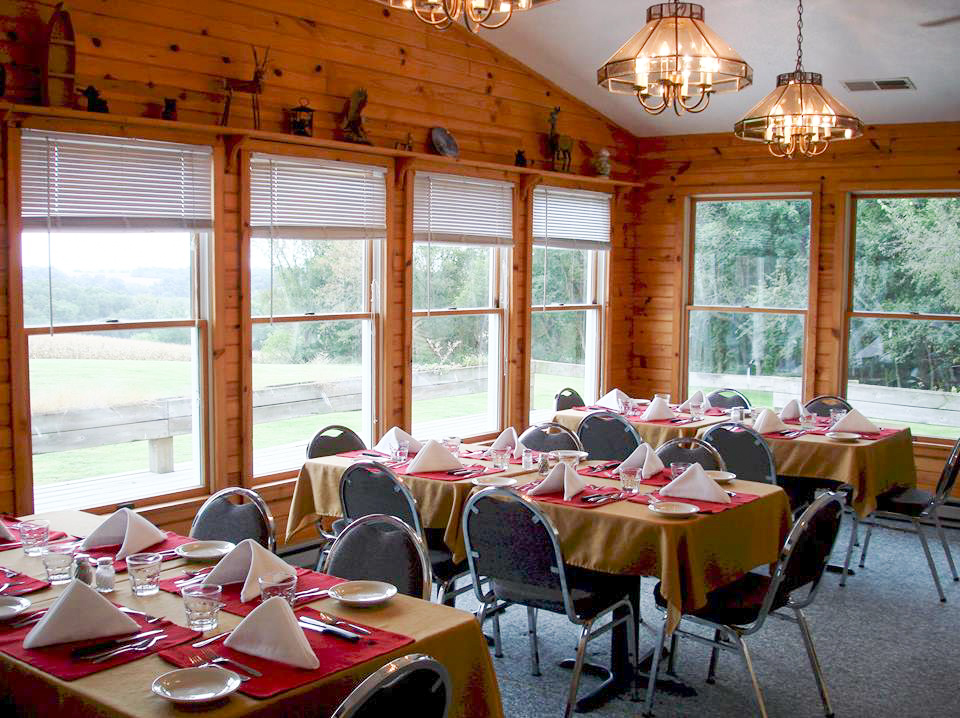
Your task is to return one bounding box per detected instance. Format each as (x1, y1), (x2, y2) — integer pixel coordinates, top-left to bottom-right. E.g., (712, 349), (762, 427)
(533, 186), (611, 250)
(21, 129), (213, 231)
(250, 153), (387, 239)
(413, 173), (514, 246)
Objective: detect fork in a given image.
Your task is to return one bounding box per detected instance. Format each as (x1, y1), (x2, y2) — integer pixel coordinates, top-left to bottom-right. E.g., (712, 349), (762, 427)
(314, 611), (371, 635)
(0, 581), (26, 593)
(119, 607), (164, 624)
(0, 567), (19, 578)
(187, 652), (249, 681)
(90, 634), (165, 663)
(199, 648), (263, 677)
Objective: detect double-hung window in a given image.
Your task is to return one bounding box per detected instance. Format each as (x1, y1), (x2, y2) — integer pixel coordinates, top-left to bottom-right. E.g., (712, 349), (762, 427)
(20, 130), (213, 511)
(248, 154), (385, 475)
(686, 197), (812, 407)
(530, 186), (609, 422)
(411, 173), (512, 439)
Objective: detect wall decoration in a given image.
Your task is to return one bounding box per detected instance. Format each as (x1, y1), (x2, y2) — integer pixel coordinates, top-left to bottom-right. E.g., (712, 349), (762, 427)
(161, 98), (177, 121)
(220, 46), (269, 129)
(80, 85), (108, 113)
(429, 127), (459, 157)
(548, 107), (573, 172)
(42, 2), (76, 108)
(395, 132), (414, 151)
(340, 88), (372, 145)
(514, 149), (528, 167)
(592, 148), (611, 177)
(287, 98), (314, 137)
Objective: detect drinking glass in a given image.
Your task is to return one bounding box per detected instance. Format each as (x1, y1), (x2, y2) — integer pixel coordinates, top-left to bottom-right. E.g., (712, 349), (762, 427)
(127, 552), (163, 596)
(654, 393), (671, 405)
(490, 447), (511, 470)
(258, 572), (297, 605)
(521, 448), (535, 471)
(730, 406), (744, 424)
(801, 412), (817, 429)
(829, 408), (848, 427)
(182, 584), (223, 631)
(41, 541), (75, 584)
(442, 436), (461, 456)
(19, 519), (50, 557)
(670, 462), (691, 479)
(689, 400), (704, 420)
(392, 440), (410, 463)
(619, 467), (640, 494)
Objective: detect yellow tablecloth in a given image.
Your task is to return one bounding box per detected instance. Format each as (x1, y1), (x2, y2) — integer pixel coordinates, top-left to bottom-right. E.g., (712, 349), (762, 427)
(553, 409), (728, 447)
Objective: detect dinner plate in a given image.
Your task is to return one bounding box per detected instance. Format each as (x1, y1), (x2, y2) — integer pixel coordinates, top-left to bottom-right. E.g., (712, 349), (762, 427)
(552, 450), (590, 465)
(175, 540), (235, 561)
(648, 501), (699, 517)
(0, 596), (31, 621)
(705, 470), (736, 484)
(825, 431), (859, 442)
(152, 666), (241, 704)
(471, 476), (518, 488)
(328, 580), (398, 608)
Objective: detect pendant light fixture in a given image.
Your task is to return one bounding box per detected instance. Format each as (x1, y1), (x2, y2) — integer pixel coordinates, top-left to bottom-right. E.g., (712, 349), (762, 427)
(377, 0), (534, 33)
(597, 3), (752, 116)
(734, 0), (863, 157)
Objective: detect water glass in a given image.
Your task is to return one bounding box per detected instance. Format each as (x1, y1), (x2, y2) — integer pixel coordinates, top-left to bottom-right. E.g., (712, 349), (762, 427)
(619, 467), (640, 494)
(182, 584), (223, 631)
(442, 436), (461, 456)
(259, 572), (297, 605)
(392, 440), (410, 463)
(654, 393), (671, 405)
(127, 552), (163, 596)
(689, 400), (704, 420)
(730, 406), (744, 424)
(829, 408), (848, 427)
(19, 519), (50, 557)
(801, 413), (817, 429)
(490, 447), (511, 470)
(521, 448), (535, 471)
(41, 541), (75, 585)
(670, 462), (691, 479)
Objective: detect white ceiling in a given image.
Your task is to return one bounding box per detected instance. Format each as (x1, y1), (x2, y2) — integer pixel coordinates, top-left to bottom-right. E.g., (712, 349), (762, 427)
(485, 0), (960, 137)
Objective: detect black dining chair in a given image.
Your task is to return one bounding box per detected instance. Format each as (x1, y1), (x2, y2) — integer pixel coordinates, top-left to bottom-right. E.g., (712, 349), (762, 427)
(330, 653), (452, 718)
(655, 437), (726, 472)
(643, 492), (844, 718)
(463, 487), (638, 718)
(323, 514), (432, 600)
(518, 422), (583, 452)
(701, 423), (774, 484)
(705, 388), (751, 410)
(803, 395), (853, 418)
(577, 411), (641, 461)
(189, 487), (276, 552)
(555, 387), (585, 411)
(306, 424), (365, 459)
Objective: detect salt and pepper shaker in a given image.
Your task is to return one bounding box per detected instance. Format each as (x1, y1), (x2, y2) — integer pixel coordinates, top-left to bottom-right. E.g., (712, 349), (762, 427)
(522, 448), (535, 471)
(73, 553), (95, 585)
(537, 452), (550, 476)
(94, 557), (115, 593)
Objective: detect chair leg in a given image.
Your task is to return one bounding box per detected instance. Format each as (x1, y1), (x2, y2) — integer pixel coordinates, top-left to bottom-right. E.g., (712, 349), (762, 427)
(732, 632), (768, 718)
(795, 609), (834, 718)
(492, 607), (504, 656)
(840, 514), (860, 587)
(526, 607), (541, 677)
(850, 510), (860, 547)
(706, 629), (722, 684)
(666, 632), (679, 676)
(642, 618), (668, 717)
(626, 608), (639, 703)
(563, 621), (593, 718)
(932, 509), (959, 581)
(858, 518), (876, 569)
(915, 519), (947, 602)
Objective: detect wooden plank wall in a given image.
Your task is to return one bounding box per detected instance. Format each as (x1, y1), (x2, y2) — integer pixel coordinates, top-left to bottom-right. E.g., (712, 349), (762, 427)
(627, 122), (960, 495)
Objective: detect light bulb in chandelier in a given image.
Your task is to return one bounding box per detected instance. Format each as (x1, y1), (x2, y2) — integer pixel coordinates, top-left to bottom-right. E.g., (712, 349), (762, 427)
(378, 0), (533, 32)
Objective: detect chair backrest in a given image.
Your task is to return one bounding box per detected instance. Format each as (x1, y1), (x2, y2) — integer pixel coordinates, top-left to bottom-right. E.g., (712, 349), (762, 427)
(934, 435), (960, 505)
(518, 422), (583, 452)
(577, 411), (641, 460)
(803, 395), (853, 418)
(655, 437), (726, 472)
(554, 387), (585, 411)
(701, 423), (775, 484)
(189, 487), (276, 552)
(324, 514), (432, 600)
(462, 487), (578, 621)
(704, 388), (751, 409)
(331, 653), (451, 718)
(339, 461), (423, 535)
(306, 424), (365, 459)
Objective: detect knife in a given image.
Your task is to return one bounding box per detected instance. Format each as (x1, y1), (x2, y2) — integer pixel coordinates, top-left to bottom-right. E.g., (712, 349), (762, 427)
(71, 629), (165, 659)
(297, 619), (360, 642)
(300, 614), (371, 635)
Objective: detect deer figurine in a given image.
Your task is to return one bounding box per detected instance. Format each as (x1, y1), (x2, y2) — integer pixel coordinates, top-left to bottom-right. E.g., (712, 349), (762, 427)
(220, 46), (269, 129)
(549, 107), (573, 173)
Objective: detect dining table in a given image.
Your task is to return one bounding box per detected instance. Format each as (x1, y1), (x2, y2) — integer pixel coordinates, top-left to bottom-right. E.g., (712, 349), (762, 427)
(552, 407), (730, 446)
(0, 510), (504, 718)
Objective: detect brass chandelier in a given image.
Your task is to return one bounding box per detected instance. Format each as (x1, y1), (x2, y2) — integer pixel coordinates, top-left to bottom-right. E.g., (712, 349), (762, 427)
(734, 0), (863, 158)
(597, 3), (752, 116)
(378, 0), (534, 33)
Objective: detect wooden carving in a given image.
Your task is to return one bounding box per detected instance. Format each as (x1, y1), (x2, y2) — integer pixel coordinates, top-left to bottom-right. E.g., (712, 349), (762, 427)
(220, 46), (269, 129)
(548, 107), (573, 173)
(42, 3), (77, 107)
(340, 88), (372, 145)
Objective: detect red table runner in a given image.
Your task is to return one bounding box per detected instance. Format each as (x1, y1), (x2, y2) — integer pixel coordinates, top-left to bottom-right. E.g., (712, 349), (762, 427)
(517, 483), (624, 509)
(159, 605), (414, 699)
(81, 531), (196, 572)
(628, 490), (760, 514)
(389, 462), (505, 482)
(0, 516), (69, 552)
(0, 573), (50, 596)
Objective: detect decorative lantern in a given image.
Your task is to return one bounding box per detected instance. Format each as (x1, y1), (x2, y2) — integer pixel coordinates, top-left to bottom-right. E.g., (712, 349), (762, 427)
(288, 98), (315, 137)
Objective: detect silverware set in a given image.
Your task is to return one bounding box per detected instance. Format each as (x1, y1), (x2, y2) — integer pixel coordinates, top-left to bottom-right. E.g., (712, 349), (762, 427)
(297, 615), (361, 642)
(186, 648), (261, 679)
(89, 633), (167, 663)
(445, 467), (486, 478)
(0, 580), (26, 593)
(192, 630), (232, 648)
(581, 492), (627, 505)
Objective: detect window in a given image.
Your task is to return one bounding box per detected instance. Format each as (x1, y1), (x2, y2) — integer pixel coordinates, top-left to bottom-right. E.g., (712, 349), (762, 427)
(20, 130), (213, 511)
(686, 197), (812, 408)
(248, 154), (385, 474)
(412, 173), (512, 438)
(847, 195), (960, 438)
(530, 187), (609, 422)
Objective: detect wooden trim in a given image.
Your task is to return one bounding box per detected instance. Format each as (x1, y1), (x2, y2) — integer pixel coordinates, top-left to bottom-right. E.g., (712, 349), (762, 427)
(23, 319), (197, 335)
(411, 308), (501, 318)
(803, 181), (822, 401)
(239, 148), (254, 486)
(848, 310), (960, 322)
(532, 303), (603, 313)
(250, 312), (375, 324)
(685, 305), (807, 315)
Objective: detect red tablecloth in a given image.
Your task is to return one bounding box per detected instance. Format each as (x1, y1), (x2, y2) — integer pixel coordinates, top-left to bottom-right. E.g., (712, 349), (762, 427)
(517, 483), (624, 509)
(628, 490), (760, 514)
(81, 531), (196, 572)
(391, 463), (506, 482)
(0, 516), (69, 552)
(0, 573), (50, 596)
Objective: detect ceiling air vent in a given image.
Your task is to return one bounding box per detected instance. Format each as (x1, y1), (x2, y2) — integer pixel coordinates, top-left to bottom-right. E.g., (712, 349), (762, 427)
(842, 77), (917, 92)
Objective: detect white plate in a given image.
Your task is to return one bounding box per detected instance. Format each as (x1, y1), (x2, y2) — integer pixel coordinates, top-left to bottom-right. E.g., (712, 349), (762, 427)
(705, 470), (737, 484)
(0, 596), (31, 621)
(174, 540), (236, 561)
(151, 666), (241, 704)
(648, 501), (699, 517)
(825, 431), (859, 442)
(471, 476), (518, 488)
(328, 580), (398, 608)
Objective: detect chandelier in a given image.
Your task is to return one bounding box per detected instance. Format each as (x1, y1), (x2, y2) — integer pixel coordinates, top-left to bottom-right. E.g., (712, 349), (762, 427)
(378, 0), (534, 32)
(734, 0), (863, 158)
(597, 3), (752, 116)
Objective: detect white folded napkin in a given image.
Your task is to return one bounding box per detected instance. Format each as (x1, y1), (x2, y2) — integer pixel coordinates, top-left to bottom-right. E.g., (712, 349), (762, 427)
(202, 539), (297, 603)
(0, 522), (14, 542)
(405, 439), (463, 473)
(830, 409), (880, 434)
(678, 390), (712, 411)
(527, 462), (587, 501)
(23, 579), (138, 649)
(79, 507), (166, 560)
(224, 596), (319, 670)
(779, 399), (810, 421)
(753, 409), (790, 435)
(642, 447), (666, 479)
(490, 427), (518, 451)
(640, 396), (676, 421)
(660, 462), (731, 504)
(596, 389), (631, 411)
(614, 442), (650, 474)
(512, 439), (531, 460)
(374, 427), (423, 455)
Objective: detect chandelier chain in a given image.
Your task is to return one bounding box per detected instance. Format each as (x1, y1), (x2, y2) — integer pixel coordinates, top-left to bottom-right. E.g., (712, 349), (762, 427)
(795, 0), (804, 73)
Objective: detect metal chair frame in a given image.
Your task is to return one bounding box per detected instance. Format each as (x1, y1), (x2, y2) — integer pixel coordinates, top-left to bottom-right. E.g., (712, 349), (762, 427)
(518, 422), (584, 452)
(704, 388), (751, 410)
(189, 486), (276, 553)
(306, 424), (365, 459)
(577, 411), (641, 461)
(330, 653), (452, 718)
(323, 513), (433, 601)
(803, 395), (853, 418)
(463, 487), (638, 718)
(701, 422), (774, 483)
(655, 437), (727, 472)
(554, 387), (585, 411)
(643, 492), (844, 718)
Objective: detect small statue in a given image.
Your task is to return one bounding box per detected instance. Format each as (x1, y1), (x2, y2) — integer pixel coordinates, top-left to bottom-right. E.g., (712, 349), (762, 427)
(593, 148), (612, 178)
(341, 88), (372, 145)
(548, 107), (573, 173)
(514, 149), (527, 167)
(161, 98), (177, 121)
(80, 85), (108, 113)
(221, 46), (269, 129)
(395, 132), (414, 152)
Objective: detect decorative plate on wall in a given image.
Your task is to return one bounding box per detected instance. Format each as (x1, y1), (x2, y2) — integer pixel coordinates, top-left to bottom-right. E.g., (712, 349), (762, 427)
(430, 127), (459, 158)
